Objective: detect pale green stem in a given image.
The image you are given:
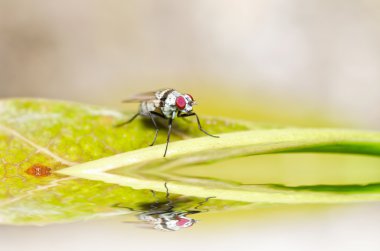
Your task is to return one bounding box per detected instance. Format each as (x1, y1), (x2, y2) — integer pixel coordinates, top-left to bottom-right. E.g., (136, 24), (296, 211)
(57, 129), (380, 203)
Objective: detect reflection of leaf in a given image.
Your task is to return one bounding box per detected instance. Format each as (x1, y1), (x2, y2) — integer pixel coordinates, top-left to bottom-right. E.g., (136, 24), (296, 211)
(1, 99), (380, 225)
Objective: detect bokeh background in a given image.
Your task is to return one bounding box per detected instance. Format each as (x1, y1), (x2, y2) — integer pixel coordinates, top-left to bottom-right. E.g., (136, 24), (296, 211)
(1, 1), (380, 250)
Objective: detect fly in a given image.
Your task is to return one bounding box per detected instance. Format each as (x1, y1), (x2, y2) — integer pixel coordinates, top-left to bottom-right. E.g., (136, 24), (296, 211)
(113, 182), (215, 231)
(117, 89), (219, 157)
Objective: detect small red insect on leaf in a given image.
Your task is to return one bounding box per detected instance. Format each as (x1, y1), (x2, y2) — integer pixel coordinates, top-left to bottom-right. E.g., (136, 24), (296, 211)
(26, 164), (52, 177)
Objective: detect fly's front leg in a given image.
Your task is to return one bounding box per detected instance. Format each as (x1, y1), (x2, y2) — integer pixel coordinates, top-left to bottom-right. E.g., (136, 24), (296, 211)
(177, 111), (192, 123)
(193, 196), (216, 212)
(179, 113), (219, 138)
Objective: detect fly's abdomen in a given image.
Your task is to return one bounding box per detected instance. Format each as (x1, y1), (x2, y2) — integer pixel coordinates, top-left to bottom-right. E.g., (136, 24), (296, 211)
(140, 101), (154, 116)
(140, 101), (163, 117)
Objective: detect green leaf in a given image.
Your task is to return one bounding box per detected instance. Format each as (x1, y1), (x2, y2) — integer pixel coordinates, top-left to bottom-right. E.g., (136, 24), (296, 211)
(0, 99), (250, 225)
(1, 98), (380, 225)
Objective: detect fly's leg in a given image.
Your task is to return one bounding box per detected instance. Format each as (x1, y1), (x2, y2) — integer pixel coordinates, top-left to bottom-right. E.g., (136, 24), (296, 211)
(193, 196), (216, 212)
(148, 112), (159, 146)
(177, 111), (191, 123)
(149, 189), (161, 211)
(112, 203), (138, 212)
(113, 203), (147, 225)
(163, 182), (174, 211)
(163, 118), (173, 157)
(193, 113), (219, 138)
(164, 182), (170, 200)
(115, 112), (140, 127)
(150, 189), (157, 198)
(181, 118), (191, 123)
(179, 113), (219, 138)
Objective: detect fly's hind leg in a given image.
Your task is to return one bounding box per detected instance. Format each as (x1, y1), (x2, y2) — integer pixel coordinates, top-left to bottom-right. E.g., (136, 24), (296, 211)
(115, 112), (140, 127)
(149, 189), (161, 211)
(112, 202), (139, 212)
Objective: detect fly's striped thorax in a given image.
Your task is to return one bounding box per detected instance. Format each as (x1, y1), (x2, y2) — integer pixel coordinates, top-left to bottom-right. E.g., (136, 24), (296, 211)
(161, 90), (183, 118)
(155, 89), (175, 101)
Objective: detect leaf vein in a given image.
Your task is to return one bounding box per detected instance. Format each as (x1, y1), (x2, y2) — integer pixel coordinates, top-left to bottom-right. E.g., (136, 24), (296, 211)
(0, 124), (79, 166)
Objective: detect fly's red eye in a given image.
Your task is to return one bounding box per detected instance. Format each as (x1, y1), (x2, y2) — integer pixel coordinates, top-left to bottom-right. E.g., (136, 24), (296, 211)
(175, 96), (186, 110)
(186, 94), (194, 101)
(176, 217), (191, 227)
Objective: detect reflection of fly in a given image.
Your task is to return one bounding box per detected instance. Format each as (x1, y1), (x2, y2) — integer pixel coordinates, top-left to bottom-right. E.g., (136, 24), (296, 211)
(117, 89), (219, 157)
(114, 183), (214, 231)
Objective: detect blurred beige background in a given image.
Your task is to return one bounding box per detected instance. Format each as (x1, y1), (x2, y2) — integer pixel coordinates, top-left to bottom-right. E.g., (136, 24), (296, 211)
(1, 0), (380, 128)
(1, 1), (380, 250)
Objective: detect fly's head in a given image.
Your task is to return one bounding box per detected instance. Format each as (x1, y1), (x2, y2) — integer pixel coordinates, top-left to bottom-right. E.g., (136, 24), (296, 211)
(175, 94), (196, 113)
(139, 212), (197, 231)
(160, 214), (197, 231)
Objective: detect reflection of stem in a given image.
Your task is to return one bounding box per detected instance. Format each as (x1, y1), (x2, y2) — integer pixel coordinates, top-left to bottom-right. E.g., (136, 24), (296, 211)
(144, 171), (240, 188)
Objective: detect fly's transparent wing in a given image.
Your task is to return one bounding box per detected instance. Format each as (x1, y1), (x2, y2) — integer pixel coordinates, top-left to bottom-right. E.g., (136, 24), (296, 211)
(122, 91), (158, 103)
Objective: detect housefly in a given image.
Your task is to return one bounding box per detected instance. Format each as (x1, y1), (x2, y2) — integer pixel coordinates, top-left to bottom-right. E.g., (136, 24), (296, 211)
(117, 89), (219, 157)
(113, 182), (214, 231)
